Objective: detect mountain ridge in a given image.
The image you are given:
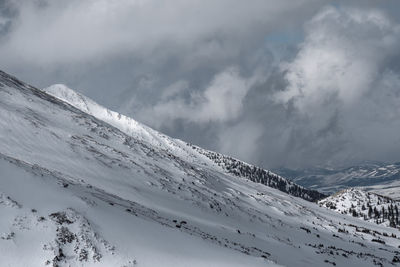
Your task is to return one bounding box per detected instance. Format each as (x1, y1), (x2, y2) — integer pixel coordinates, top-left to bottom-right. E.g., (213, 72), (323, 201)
(43, 82), (326, 202)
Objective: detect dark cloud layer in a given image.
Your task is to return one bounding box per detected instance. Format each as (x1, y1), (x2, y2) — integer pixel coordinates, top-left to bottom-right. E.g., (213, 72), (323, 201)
(1, 0), (400, 169)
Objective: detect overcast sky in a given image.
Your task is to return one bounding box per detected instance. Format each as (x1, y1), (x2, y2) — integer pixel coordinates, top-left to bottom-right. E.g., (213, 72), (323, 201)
(1, 0), (400, 169)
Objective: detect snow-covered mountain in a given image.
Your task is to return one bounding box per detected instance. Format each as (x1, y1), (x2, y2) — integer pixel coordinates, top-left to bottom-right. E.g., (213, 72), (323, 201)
(275, 163), (400, 196)
(1, 70), (400, 266)
(43, 83), (326, 203)
(319, 188), (400, 228)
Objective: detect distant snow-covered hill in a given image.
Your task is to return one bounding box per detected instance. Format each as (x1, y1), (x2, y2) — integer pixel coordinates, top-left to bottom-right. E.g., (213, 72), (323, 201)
(275, 163), (400, 196)
(319, 188), (400, 228)
(1, 70), (400, 266)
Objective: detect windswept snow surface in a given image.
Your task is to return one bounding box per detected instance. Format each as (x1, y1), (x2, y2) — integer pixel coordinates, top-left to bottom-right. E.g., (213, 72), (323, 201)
(44, 84), (178, 151)
(0, 71), (400, 266)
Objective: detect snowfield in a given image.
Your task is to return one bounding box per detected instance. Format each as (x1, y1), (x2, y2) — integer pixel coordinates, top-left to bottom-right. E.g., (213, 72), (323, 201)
(1, 70), (400, 266)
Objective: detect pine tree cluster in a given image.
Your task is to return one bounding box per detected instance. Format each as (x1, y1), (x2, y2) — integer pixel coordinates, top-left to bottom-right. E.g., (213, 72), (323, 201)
(192, 145), (327, 202)
(349, 202), (400, 228)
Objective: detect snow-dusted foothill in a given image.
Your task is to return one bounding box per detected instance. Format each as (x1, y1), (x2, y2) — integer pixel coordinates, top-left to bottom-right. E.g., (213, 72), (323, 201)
(319, 188), (400, 228)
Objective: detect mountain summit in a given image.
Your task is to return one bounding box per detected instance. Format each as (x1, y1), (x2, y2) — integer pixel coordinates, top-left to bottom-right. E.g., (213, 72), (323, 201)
(0, 70), (399, 267)
(44, 83), (175, 149)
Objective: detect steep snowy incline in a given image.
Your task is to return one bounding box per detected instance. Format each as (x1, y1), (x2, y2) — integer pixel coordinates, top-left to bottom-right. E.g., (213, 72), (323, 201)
(0, 154), (276, 267)
(43, 83), (326, 202)
(44, 84), (180, 152)
(1, 70), (400, 266)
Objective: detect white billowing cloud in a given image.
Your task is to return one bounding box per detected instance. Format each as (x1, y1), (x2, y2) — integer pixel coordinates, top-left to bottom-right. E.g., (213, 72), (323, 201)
(142, 67), (258, 125)
(275, 6), (400, 113)
(269, 6), (400, 167)
(197, 68), (253, 122)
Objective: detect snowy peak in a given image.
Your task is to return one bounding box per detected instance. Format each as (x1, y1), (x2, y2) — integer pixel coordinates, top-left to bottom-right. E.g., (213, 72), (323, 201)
(44, 84), (92, 114)
(44, 84), (177, 150)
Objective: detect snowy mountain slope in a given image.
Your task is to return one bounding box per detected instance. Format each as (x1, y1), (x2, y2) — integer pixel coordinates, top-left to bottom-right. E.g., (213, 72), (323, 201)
(275, 162), (400, 195)
(0, 153), (274, 267)
(44, 84), (182, 152)
(191, 147), (326, 201)
(43, 83), (326, 202)
(1, 70), (400, 266)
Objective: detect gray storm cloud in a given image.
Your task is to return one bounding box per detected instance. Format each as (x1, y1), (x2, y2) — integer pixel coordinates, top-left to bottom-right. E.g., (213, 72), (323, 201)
(0, 0), (318, 66)
(0, 0), (400, 169)
(273, 6), (400, 167)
